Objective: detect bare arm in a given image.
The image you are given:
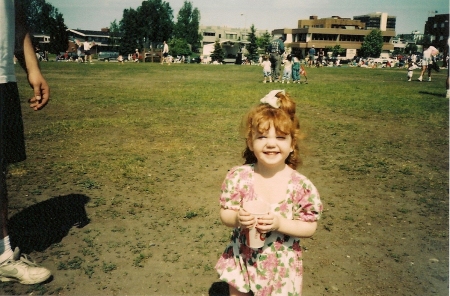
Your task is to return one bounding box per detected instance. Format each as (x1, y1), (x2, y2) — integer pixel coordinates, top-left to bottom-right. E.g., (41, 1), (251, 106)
(257, 213), (317, 238)
(15, 1), (50, 110)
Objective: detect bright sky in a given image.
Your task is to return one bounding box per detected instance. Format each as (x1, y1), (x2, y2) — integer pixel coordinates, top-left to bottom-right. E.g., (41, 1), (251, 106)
(46, 0), (449, 34)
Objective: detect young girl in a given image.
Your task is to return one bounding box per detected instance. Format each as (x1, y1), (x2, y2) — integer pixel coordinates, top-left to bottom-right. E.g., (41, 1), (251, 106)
(215, 90), (323, 296)
(261, 55), (272, 83)
(281, 54), (292, 83)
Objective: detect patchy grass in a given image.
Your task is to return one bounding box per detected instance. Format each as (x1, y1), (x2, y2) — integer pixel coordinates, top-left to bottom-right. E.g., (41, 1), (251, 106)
(3, 62), (448, 295)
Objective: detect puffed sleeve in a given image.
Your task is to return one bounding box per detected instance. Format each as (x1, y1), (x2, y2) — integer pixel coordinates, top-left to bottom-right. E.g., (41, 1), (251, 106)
(219, 165), (254, 211)
(291, 173), (323, 222)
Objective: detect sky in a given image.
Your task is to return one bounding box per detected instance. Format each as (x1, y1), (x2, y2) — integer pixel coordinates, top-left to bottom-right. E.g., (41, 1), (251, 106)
(46, 0), (449, 34)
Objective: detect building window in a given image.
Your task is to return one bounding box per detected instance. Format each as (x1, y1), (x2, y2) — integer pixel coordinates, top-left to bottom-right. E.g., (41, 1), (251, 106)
(203, 32), (215, 37)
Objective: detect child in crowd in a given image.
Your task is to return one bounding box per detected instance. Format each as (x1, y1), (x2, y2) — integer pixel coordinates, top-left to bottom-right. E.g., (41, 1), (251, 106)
(282, 54), (292, 83)
(261, 55), (272, 83)
(292, 55), (301, 83)
(215, 90), (323, 296)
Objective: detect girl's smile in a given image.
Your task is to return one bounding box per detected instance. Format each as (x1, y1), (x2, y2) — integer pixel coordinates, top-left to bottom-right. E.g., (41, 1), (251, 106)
(249, 123), (293, 169)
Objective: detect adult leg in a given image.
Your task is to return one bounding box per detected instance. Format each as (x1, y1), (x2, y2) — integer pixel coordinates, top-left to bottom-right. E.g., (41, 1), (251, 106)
(275, 54), (281, 82)
(0, 83), (51, 284)
(418, 65), (427, 81)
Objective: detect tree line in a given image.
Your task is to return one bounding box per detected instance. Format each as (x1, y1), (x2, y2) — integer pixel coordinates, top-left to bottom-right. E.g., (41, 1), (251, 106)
(19, 0), (202, 57)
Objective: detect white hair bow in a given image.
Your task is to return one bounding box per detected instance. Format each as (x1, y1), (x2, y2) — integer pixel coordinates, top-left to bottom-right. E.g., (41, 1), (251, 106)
(260, 90), (285, 108)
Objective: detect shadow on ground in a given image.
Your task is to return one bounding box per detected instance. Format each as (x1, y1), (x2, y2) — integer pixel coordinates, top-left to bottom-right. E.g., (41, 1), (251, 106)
(8, 193), (90, 253)
(209, 281), (229, 296)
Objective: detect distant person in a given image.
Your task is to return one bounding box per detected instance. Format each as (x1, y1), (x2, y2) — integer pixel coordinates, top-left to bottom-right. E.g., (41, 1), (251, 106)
(215, 90), (322, 296)
(282, 54), (293, 83)
(83, 39), (93, 63)
(447, 37), (450, 98)
(134, 49), (140, 62)
(292, 55), (301, 83)
(268, 36), (285, 82)
(75, 40), (84, 63)
(0, 0), (51, 284)
(417, 46), (439, 82)
(308, 45), (316, 67)
(317, 48), (324, 67)
(117, 55), (124, 64)
(161, 41), (170, 65)
(260, 55), (272, 83)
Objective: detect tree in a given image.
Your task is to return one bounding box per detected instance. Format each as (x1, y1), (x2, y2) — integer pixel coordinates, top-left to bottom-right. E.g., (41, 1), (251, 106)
(173, 1), (202, 51)
(119, 0), (174, 54)
(404, 43), (418, 54)
(108, 20), (121, 47)
(17, 0), (68, 53)
(119, 8), (141, 55)
(360, 29), (383, 58)
(246, 24), (259, 63)
(256, 31), (272, 53)
(330, 45), (346, 57)
(210, 39), (224, 63)
(168, 38), (192, 57)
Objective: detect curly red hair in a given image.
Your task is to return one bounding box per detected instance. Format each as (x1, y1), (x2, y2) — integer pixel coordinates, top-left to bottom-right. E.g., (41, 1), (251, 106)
(241, 92), (303, 169)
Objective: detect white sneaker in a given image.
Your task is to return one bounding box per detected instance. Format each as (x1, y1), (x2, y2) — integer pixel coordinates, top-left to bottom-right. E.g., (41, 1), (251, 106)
(417, 77), (422, 82)
(0, 249), (51, 284)
(428, 77), (431, 82)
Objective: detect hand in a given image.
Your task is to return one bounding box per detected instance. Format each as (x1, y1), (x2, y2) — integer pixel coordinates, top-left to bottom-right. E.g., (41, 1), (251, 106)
(27, 71), (50, 111)
(237, 208), (256, 229)
(255, 212), (280, 234)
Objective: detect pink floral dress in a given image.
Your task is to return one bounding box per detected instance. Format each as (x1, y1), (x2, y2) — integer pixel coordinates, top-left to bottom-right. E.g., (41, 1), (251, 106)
(215, 164), (322, 296)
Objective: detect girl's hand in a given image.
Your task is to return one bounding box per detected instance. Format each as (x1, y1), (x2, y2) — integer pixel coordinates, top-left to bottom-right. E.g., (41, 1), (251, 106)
(237, 208), (256, 229)
(255, 212), (280, 234)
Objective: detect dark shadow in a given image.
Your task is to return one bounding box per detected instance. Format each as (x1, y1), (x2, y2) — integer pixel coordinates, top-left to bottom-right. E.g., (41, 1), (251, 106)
(418, 91), (446, 98)
(8, 194), (90, 253)
(208, 281), (229, 296)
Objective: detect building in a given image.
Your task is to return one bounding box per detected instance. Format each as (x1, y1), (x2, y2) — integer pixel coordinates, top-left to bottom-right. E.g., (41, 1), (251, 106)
(353, 12), (396, 31)
(272, 14), (396, 59)
(424, 13), (449, 53)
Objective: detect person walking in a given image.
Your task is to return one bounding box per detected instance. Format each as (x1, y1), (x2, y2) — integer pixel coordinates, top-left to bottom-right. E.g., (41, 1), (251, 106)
(308, 45), (316, 67)
(83, 39), (93, 63)
(0, 0), (52, 284)
(161, 41), (170, 65)
(417, 46), (439, 82)
(268, 37), (285, 83)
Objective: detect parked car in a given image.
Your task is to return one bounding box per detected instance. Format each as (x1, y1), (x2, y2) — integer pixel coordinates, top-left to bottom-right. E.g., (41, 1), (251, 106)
(98, 51), (120, 62)
(373, 57), (398, 67)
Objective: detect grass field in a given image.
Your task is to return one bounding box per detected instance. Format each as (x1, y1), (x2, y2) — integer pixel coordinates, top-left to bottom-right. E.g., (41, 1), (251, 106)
(1, 61), (448, 295)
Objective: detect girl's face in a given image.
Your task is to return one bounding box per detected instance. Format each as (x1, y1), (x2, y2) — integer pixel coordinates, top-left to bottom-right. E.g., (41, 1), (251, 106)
(248, 122), (293, 169)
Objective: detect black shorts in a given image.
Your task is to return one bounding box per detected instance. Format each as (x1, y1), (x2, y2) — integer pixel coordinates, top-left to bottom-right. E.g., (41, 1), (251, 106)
(163, 53), (168, 57)
(84, 50), (91, 56)
(0, 83), (26, 166)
